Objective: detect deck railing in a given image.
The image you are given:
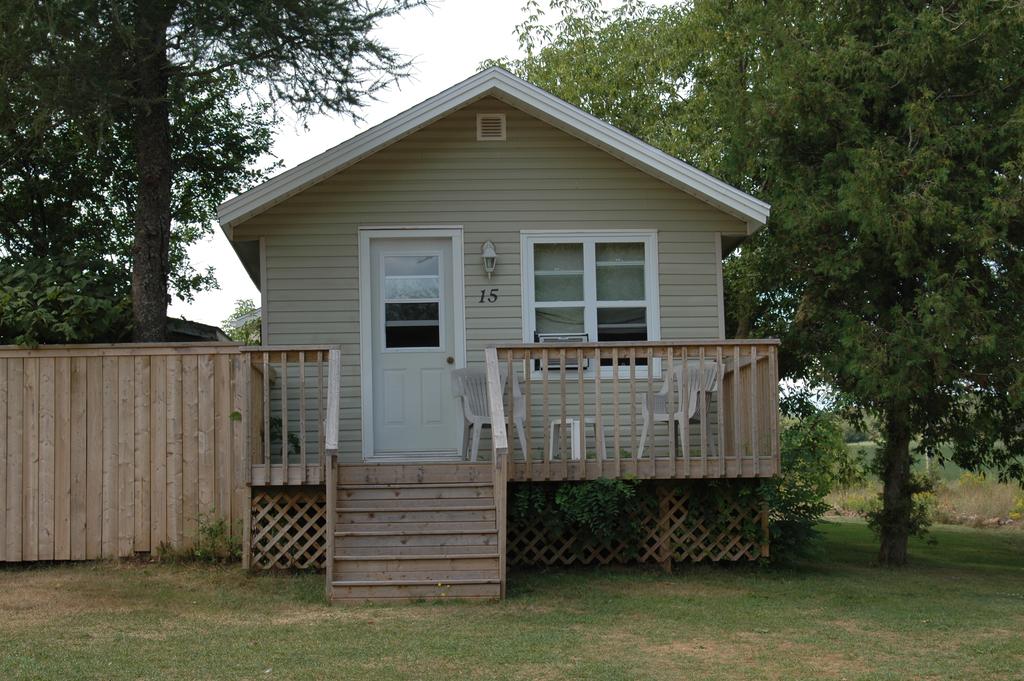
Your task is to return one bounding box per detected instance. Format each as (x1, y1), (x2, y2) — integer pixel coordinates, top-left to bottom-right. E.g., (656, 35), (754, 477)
(244, 346), (342, 486)
(484, 340), (780, 481)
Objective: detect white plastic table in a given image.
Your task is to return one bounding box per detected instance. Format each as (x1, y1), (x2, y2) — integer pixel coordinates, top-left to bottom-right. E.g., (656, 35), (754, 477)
(547, 417), (607, 461)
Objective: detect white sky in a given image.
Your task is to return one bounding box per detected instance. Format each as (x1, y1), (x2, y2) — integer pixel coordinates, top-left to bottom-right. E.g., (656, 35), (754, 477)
(167, 0), (655, 327)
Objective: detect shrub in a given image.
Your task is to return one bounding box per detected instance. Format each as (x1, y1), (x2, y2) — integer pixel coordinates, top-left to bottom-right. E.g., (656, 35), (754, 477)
(758, 409), (846, 561)
(1010, 496), (1024, 522)
(156, 515), (241, 563)
(554, 478), (650, 549)
(193, 515), (242, 563)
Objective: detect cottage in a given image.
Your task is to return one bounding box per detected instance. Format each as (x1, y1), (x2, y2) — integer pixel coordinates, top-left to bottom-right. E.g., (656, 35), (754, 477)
(218, 68), (779, 601)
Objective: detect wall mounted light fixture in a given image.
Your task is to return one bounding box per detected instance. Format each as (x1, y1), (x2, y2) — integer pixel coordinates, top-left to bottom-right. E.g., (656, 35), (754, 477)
(481, 240), (497, 278)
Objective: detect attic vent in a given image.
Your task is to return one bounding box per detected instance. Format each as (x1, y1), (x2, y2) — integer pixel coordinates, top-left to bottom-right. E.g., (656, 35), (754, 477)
(476, 113), (506, 141)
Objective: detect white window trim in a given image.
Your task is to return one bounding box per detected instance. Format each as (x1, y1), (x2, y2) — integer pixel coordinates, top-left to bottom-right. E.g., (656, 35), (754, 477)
(520, 230), (661, 378)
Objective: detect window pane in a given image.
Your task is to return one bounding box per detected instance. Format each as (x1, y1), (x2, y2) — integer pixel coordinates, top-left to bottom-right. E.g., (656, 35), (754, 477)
(385, 302), (440, 348)
(534, 243), (583, 302)
(596, 242), (645, 264)
(597, 307), (647, 342)
(596, 242), (645, 301)
(384, 255), (439, 300)
(384, 276), (439, 300)
(535, 307), (585, 336)
(384, 255), (438, 277)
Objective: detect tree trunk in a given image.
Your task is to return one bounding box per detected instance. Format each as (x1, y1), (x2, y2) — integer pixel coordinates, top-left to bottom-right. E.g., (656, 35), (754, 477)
(878, 405), (913, 566)
(131, 6), (173, 342)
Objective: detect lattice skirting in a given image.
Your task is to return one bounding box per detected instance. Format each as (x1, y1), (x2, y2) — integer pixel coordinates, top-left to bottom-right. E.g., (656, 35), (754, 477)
(249, 487), (327, 570)
(247, 482), (767, 571)
(507, 481), (768, 567)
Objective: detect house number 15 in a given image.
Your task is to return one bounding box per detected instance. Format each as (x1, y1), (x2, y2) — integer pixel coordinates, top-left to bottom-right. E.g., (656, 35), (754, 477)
(479, 288), (499, 303)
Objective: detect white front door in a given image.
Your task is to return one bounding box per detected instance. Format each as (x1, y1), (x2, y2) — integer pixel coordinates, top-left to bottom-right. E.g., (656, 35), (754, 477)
(368, 236), (463, 458)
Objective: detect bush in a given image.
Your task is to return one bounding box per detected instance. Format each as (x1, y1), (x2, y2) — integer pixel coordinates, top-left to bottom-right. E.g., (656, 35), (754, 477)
(554, 478), (649, 549)
(510, 479), (653, 557)
(156, 515), (241, 563)
(758, 409), (846, 561)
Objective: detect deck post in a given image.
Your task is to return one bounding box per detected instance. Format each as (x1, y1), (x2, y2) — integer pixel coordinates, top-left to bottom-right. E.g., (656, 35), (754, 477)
(484, 347), (509, 599)
(323, 348), (341, 600)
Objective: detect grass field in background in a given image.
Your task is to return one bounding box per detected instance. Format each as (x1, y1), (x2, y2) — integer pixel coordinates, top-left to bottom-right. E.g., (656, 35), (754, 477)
(2, 519), (1022, 681)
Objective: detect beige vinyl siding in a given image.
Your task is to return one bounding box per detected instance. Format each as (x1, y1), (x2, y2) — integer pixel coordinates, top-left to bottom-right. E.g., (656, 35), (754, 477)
(233, 97), (745, 461)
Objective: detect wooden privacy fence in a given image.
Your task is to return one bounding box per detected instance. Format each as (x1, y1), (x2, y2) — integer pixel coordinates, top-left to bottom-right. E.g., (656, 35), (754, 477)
(0, 342), (340, 564)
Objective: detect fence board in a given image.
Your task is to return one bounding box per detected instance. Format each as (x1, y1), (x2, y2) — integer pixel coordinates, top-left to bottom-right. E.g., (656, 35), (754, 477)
(214, 355), (231, 522)
(86, 357), (103, 558)
(117, 356), (134, 557)
(0, 360), (6, 562)
(70, 357), (88, 560)
(6, 358), (23, 562)
(166, 356), (183, 548)
(101, 357), (117, 558)
(197, 354), (216, 524)
(181, 355), (199, 546)
(150, 356), (167, 550)
(54, 357), (71, 560)
(23, 357), (39, 561)
(38, 358), (55, 561)
(133, 357), (151, 552)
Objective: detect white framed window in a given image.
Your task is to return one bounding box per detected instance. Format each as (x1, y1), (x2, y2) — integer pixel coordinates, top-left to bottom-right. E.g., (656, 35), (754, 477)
(521, 231), (661, 376)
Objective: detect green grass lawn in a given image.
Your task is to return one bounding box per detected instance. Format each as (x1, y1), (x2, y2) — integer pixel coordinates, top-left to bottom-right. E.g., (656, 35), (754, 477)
(2, 520), (1022, 681)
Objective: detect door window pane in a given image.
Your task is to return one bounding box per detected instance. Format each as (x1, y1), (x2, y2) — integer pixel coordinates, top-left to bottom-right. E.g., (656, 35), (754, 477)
(534, 243), (584, 302)
(385, 302), (440, 348)
(596, 242), (645, 301)
(384, 255), (438, 277)
(385, 277), (439, 300)
(384, 255), (440, 300)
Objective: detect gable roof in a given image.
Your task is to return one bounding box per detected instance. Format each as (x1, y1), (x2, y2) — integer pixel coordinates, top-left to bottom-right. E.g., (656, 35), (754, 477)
(217, 67), (770, 234)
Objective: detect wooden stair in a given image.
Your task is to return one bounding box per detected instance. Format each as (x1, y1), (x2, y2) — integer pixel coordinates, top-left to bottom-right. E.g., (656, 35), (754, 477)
(329, 463), (502, 603)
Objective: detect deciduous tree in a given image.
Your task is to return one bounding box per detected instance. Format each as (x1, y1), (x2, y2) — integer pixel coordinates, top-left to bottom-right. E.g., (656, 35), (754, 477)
(505, 0), (1024, 565)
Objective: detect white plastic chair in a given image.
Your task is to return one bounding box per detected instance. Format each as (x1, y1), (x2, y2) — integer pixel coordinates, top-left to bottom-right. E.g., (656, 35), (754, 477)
(637, 360), (721, 458)
(451, 367), (527, 461)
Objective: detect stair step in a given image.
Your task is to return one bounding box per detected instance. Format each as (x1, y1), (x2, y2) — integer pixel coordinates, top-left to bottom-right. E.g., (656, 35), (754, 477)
(332, 578), (499, 588)
(338, 521), (496, 533)
(338, 481), (491, 490)
(335, 536), (498, 555)
(338, 505), (495, 514)
(336, 528), (497, 537)
(338, 498), (493, 511)
(335, 553), (498, 561)
(330, 581), (501, 602)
